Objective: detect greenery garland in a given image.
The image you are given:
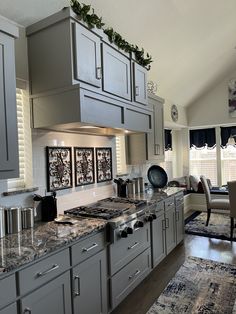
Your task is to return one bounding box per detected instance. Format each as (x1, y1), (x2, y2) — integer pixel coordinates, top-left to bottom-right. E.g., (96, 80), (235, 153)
(70, 0), (153, 70)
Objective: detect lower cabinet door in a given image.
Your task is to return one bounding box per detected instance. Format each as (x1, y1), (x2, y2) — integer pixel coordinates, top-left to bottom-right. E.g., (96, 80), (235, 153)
(151, 211), (166, 268)
(176, 205), (184, 244)
(72, 249), (107, 314)
(21, 271), (72, 314)
(165, 207), (176, 255)
(0, 303), (17, 314)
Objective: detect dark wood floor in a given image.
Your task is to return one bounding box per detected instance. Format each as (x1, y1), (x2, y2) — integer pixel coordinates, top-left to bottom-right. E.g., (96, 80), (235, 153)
(111, 234), (236, 314)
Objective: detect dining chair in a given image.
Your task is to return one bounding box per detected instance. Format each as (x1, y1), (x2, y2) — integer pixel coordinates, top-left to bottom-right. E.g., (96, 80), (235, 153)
(200, 175), (230, 226)
(227, 180), (236, 239)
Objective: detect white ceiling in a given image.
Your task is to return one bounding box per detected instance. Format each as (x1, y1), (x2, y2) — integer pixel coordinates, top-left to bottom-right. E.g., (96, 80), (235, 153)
(1, 0), (236, 107)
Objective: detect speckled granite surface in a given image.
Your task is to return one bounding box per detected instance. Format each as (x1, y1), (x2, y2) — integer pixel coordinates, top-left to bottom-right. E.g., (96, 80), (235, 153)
(0, 217), (107, 275)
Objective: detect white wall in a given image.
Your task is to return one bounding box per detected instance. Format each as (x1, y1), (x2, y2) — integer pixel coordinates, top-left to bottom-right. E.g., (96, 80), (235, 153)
(187, 68), (236, 127)
(164, 99), (188, 129)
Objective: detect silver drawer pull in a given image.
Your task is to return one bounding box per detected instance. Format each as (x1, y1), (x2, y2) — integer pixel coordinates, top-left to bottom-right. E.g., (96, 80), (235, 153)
(36, 264), (59, 278)
(168, 202), (174, 207)
(96, 67), (102, 80)
(23, 308), (32, 314)
(135, 86), (140, 96)
(129, 269), (141, 280)
(128, 242), (139, 250)
(82, 243), (98, 252)
(162, 219), (166, 230)
(74, 275), (80, 297)
(165, 218), (169, 229)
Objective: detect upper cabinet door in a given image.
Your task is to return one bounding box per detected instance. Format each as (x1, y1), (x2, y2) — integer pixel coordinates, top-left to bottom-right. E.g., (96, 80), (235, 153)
(133, 62), (147, 105)
(73, 23), (102, 88)
(0, 32), (19, 179)
(102, 43), (131, 101)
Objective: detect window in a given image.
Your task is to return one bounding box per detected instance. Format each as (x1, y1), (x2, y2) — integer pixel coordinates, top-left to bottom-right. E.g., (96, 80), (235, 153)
(160, 129), (173, 180)
(7, 88), (32, 189)
(115, 136), (127, 175)
(221, 145), (236, 185)
(189, 146), (217, 185)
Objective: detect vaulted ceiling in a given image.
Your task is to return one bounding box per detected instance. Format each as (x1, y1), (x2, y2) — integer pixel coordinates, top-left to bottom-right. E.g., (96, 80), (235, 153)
(1, 0), (236, 107)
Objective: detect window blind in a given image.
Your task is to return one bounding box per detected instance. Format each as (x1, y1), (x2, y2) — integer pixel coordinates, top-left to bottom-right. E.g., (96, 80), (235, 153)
(8, 89), (26, 189)
(221, 145), (236, 185)
(115, 136), (127, 175)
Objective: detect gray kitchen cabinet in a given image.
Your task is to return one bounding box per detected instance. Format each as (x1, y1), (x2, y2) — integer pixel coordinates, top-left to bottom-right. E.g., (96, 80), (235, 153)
(151, 209), (166, 268)
(147, 93), (165, 161)
(164, 197), (176, 255)
(0, 18), (19, 179)
(175, 192), (184, 245)
(73, 23), (102, 88)
(0, 274), (16, 310)
(133, 62), (147, 105)
(21, 271), (72, 314)
(0, 303), (17, 314)
(72, 249), (107, 314)
(126, 93), (164, 164)
(110, 248), (151, 309)
(102, 43), (131, 101)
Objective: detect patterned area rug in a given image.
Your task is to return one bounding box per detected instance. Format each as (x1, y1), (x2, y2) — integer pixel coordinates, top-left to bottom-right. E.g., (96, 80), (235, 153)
(147, 256), (236, 314)
(185, 212), (236, 241)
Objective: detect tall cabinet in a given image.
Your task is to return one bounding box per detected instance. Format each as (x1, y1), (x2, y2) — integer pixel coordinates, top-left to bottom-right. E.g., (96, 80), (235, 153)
(0, 17), (19, 179)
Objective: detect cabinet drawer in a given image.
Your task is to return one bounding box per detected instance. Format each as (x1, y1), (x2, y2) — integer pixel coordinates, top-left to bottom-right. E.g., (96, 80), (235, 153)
(110, 248), (151, 309)
(109, 223), (150, 275)
(71, 231), (105, 266)
(164, 196), (175, 210)
(175, 192), (184, 207)
(0, 274), (16, 309)
(0, 302), (17, 314)
(18, 249), (70, 295)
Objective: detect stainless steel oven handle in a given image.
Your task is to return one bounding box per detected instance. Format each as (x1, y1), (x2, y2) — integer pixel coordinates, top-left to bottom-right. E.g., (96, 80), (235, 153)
(128, 242), (139, 250)
(129, 269), (141, 280)
(36, 264), (59, 278)
(82, 243), (98, 252)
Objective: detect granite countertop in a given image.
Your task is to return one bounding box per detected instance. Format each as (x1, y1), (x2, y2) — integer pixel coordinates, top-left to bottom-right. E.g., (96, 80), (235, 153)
(0, 217), (107, 275)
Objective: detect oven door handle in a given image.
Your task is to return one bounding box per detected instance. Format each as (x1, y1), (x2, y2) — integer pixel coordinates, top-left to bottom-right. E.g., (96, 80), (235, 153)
(82, 243), (98, 252)
(128, 242), (139, 250)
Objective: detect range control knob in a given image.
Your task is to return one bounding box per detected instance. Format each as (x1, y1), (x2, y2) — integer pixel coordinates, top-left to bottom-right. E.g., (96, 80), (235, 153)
(145, 215), (153, 222)
(126, 227), (133, 234)
(151, 213), (157, 220)
(120, 229), (128, 238)
(134, 220), (144, 228)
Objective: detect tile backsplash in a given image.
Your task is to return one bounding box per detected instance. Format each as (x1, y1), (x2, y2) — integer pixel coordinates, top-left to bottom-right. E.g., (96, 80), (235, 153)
(0, 129), (117, 215)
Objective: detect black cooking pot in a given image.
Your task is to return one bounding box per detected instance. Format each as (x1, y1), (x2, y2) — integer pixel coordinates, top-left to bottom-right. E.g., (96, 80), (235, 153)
(113, 179), (127, 197)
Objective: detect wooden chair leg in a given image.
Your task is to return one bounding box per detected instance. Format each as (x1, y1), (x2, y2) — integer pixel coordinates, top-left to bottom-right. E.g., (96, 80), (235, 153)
(231, 217), (234, 240)
(206, 209), (211, 226)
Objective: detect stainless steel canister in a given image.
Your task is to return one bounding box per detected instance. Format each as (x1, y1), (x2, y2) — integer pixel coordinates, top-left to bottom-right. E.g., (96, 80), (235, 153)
(21, 207), (34, 229)
(127, 181), (135, 197)
(5, 207), (22, 234)
(133, 178), (140, 194)
(138, 177), (144, 193)
(0, 207), (5, 238)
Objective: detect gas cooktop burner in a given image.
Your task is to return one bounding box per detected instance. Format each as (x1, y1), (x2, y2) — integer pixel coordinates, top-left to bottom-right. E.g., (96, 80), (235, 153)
(64, 197), (147, 220)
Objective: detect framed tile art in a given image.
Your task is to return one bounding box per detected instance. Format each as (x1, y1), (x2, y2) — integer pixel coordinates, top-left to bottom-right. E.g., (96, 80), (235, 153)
(74, 147), (95, 186)
(95, 147), (113, 183)
(46, 146), (72, 191)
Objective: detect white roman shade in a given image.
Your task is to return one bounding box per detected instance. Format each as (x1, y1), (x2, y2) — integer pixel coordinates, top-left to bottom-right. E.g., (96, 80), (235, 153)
(116, 136), (127, 175)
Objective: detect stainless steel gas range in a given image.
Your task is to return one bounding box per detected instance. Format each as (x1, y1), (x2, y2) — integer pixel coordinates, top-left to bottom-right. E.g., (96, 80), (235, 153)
(64, 197), (157, 243)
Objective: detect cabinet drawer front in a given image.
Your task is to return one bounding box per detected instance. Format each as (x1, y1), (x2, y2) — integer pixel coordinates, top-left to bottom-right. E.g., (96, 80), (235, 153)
(109, 223), (150, 275)
(164, 196), (175, 210)
(111, 248), (151, 309)
(175, 192), (184, 207)
(19, 249), (70, 295)
(102, 43), (131, 100)
(0, 274), (16, 309)
(71, 231), (105, 266)
(125, 108), (152, 132)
